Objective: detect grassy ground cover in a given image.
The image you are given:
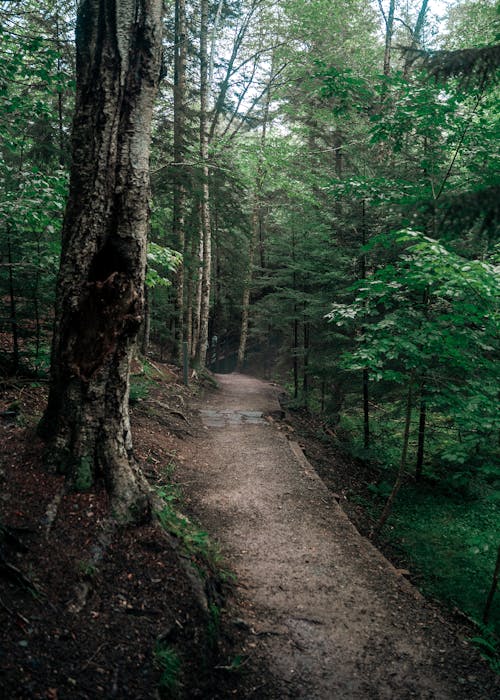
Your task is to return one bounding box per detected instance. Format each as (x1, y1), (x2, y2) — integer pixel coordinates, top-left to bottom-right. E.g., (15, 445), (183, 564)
(386, 480), (499, 634)
(332, 402), (500, 670)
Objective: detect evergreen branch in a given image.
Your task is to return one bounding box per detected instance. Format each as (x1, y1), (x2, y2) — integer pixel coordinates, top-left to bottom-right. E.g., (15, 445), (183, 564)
(403, 45), (500, 87)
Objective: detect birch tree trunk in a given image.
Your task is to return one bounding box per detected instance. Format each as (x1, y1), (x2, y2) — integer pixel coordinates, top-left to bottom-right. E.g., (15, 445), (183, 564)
(39, 0), (162, 522)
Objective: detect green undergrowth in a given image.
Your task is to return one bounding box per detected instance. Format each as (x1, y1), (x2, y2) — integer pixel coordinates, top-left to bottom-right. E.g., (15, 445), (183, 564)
(129, 376), (151, 404)
(153, 466), (236, 696)
(468, 624), (500, 674)
(129, 359), (162, 404)
(130, 357), (180, 405)
(380, 479), (500, 634)
(155, 481), (221, 568)
(154, 643), (181, 698)
(321, 401), (500, 667)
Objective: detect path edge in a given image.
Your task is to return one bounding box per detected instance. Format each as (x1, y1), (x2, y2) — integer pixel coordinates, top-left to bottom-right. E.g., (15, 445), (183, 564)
(287, 439), (424, 603)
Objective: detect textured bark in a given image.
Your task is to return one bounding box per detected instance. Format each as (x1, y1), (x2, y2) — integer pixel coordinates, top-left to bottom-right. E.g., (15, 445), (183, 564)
(39, 0), (162, 522)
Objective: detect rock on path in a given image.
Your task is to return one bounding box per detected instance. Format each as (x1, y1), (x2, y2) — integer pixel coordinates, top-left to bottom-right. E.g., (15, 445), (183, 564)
(180, 373), (497, 699)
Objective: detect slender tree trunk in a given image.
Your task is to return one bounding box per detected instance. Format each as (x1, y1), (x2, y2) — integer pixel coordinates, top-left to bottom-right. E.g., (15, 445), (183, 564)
(198, 184), (212, 366)
(193, 230), (203, 360)
(334, 129), (343, 178)
(186, 280), (193, 360)
(293, 316), (299, 400)
(416, 381), (426, 481)
(413, 0), (429, 45)
(292, 230), (299, 400)
(361, 199), (370, 450)
(237, 204), (259, 369)
(303, 317), (310, 406)
(363, 369), (370, 450)
(208, 0), (259, 141)
(483, 544), (500, 625)
(403, 0), (429, 78)
(415, 288), (430, 479)
(173, 0), (187, 360)
(141, 286), (151, 357)
(196, 0), (212, 367)
(208, 0), (224, 94)
(55, 15), (65, 166)
(209, 209), (224, 368)
(185, 233), (195, 359)
(236, 77), (272, 369)
(7, 234), (19, 372)
(373, 373), (414, 536)
(259, 208), (266, 269)
(39, 0), (163, 522)
(33, 240), (41, 370)
(381, 0), (395, 77)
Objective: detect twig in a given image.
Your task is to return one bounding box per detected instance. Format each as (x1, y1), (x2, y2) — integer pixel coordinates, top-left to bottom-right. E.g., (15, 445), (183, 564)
(0, 595), (30, 625)
(82, 642), (107, 669)
(0, 557), (40, 595)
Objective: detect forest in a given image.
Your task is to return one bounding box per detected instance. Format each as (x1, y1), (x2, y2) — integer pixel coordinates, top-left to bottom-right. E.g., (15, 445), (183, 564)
(0, 0), (499, 695)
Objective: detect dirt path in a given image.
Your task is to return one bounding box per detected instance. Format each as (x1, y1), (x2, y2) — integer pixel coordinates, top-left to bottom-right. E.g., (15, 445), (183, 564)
(180, 373), (497, 699)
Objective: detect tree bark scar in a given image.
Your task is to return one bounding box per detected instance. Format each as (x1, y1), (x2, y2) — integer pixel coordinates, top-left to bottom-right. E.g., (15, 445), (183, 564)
(68, 271), (140, 380)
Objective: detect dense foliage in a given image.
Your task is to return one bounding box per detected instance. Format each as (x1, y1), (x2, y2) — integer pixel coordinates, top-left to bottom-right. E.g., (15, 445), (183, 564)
(1, 0), (498, 645)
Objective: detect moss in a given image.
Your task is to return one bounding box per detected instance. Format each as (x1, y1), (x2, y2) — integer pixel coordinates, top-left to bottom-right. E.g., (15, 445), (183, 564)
(42, 442), (71, 475)
(73, 455), (93, 491)
(154, 643), (181, 697)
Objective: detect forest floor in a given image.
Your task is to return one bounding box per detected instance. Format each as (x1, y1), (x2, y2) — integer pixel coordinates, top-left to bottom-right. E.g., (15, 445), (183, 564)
(0, 366), (498, 698)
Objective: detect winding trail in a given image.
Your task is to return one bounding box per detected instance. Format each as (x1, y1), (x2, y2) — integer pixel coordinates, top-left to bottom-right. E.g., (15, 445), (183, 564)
(180, 373), (496, 699)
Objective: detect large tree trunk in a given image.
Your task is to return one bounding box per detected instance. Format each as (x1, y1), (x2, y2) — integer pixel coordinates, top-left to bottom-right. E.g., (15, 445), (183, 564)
(39, 0), (162, 522)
